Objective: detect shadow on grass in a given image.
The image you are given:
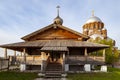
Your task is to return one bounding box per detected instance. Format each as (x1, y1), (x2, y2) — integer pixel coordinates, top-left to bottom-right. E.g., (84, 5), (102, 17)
(0, 71), (38, 80)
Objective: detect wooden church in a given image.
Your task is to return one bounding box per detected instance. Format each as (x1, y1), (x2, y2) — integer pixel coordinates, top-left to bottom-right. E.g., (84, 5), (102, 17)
(0, 6), (109, 77)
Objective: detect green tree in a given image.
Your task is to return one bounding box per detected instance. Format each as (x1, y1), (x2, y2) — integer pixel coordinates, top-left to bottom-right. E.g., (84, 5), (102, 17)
(89, 38), (119, 64)
(99, 39), (119, 64)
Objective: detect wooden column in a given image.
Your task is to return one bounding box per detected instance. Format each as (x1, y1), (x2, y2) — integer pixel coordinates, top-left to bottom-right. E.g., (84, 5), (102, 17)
(23, 48), (26, 63)
(84, 48), (88, 56)
(84, 48), (88, 62)
(63, 52), (66, 71)
(41, 52), (46, 71)
(103, 49), (106, 61)
(14, 50), (16, 63)
(20, 48), (27, 71)
(14, 50), (16, 57)
(4, 48), (7, 59)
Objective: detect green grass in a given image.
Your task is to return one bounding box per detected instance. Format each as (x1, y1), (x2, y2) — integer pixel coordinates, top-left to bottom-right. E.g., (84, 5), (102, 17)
(1, 67), (120, 80)
(0, 71), (38, 80)
(108, 66), (120, 72)
(68, 67), (120, 80)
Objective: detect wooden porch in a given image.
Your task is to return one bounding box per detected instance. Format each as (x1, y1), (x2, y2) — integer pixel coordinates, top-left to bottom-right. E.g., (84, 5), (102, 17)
(65, 56), (105, 65)
(11, 55), (105, 65)
(15, 55), (42, 65)
(67, 56), (104, 62)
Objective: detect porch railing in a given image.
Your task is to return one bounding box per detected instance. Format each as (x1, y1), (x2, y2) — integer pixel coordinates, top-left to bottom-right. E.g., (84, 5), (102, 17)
(66, 56), (105, 62)
(0, 58), (9, 71)
(15, 55), (42, 65)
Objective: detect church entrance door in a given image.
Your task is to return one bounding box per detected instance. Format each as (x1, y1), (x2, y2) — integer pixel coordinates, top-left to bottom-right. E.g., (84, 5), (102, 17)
(50, 52), (61, 63)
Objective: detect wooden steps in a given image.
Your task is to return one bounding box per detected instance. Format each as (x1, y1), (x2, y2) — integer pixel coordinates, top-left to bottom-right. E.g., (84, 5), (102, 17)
(45, 62), (62, 78)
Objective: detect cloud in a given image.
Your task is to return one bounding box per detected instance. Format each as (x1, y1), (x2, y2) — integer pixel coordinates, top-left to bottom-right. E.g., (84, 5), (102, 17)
(0, 0), (120, 57)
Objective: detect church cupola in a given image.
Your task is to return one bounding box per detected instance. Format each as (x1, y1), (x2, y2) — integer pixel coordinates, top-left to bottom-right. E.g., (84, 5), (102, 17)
(82, 11), (107, 40)
(53, 6), (63, 25)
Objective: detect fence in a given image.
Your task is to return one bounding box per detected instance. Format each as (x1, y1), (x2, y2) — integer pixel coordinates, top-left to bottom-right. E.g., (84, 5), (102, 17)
(0, 58), (9, 71)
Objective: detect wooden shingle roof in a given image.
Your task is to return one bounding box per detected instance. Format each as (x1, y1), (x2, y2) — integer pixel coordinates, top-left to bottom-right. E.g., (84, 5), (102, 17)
(41, 46), (68, 51)
(0, 40), (109, 47)
(0, 40), (109, 52)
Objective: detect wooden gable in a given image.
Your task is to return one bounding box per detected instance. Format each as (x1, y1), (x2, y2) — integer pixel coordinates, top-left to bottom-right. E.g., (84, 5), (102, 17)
(22, 24), (89, 41)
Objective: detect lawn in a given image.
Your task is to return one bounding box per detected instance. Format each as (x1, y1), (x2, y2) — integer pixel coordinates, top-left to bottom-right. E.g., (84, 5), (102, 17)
(68, 67), (120, 80)
(0, 71), (38, 80)
(0, 67), (120, 80)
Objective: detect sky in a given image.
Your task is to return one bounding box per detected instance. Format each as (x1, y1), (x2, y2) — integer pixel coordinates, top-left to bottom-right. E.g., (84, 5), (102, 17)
(0, 0), (120, 57)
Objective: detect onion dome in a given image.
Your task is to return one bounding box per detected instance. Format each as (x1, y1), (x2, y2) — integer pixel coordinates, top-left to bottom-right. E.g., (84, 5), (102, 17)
(86, 16), (102, 24)
(53, 6), (63, 25)
(54, 16), (63, 25)
(85, 11), (102, 24)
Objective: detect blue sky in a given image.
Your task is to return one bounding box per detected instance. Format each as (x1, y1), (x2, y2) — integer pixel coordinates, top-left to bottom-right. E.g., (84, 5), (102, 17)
(0, 0), (120, 56)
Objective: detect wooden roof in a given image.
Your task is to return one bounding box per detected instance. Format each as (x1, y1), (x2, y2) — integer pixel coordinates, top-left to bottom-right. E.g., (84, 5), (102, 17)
(0, 40), (109, 47)
(21, 24), (89, 40)
(41, 46), (68, 51)
(0, 40), (109, 52)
